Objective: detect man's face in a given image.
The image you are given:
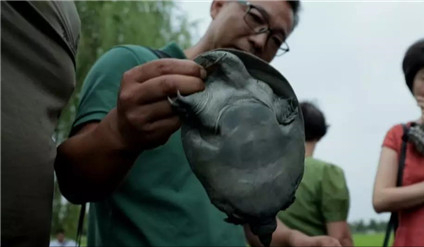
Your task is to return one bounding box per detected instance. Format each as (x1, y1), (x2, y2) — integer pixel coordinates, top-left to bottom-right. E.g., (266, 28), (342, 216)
(209, 0), (294, 62)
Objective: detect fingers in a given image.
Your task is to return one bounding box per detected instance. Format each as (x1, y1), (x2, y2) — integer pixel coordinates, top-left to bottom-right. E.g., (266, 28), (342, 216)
(319, 237), (341, 247)
(309, 236), (341, 247)
(134, 74), (205, 104)
(128, 100), (175, 123)
(129, 59), (207, 83)
(142, 116), (182, 148)
(116, 59), (207, 150)
(118, 102), (181, 149)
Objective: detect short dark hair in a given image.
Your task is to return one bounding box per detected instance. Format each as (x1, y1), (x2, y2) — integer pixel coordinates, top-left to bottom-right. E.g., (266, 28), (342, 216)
(402, 39), (424, 92)
(56, 228), (65, 235)
(287, 1), (301, 30)
(300, 101), (328, 141)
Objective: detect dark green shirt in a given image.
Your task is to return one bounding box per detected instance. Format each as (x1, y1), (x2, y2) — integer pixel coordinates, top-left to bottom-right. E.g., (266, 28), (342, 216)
(73, 43), (246, 246)
(278, 157), (350, 236)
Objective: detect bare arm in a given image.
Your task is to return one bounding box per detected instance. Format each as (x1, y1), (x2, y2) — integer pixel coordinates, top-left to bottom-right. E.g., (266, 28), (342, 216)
(244, 218), (291, 247)
(244, 218), (341, 247)
(372, 147), (424, 213)
(55, 111), (142, 204)
(54, 59), (206, 204)
(326, 221), (353, 247)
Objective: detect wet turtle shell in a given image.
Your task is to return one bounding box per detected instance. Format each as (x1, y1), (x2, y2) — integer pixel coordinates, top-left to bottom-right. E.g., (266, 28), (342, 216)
(170, 49), (305, 246)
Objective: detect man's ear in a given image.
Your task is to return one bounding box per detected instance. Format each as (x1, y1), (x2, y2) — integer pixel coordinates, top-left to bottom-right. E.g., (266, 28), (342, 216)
(210, 0), (227, 19)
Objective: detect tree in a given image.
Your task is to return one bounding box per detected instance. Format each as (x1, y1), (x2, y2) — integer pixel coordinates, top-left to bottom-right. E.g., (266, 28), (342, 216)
(51, 1), (196, 240)
(369, 219), (377, 231)
(349, 219), (389, 234)
(351, 219), (366, 233)
(53, 1), (196, 144)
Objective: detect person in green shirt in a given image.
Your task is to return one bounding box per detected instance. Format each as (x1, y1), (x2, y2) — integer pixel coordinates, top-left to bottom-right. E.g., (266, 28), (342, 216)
(54, 1), (341, 246)
(278, 101), (353, 246)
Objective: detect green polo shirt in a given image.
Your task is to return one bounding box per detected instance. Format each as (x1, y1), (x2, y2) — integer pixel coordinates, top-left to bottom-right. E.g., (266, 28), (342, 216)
(73, 43), (246, 246)
(278, 157), (350, 236)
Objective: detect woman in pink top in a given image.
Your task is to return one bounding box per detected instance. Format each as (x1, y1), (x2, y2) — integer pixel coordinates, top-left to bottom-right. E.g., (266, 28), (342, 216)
(373, 39), (424, 247)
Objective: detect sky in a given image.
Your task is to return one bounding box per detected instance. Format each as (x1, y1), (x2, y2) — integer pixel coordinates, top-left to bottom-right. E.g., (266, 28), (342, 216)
(178, 0), (424, 222)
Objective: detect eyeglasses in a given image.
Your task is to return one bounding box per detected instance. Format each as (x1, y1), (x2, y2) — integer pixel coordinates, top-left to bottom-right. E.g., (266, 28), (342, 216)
(238, 0), (290, 57)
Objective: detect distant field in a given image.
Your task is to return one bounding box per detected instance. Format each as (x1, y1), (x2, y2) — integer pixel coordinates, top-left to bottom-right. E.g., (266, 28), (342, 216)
(353, 233), (393, 247)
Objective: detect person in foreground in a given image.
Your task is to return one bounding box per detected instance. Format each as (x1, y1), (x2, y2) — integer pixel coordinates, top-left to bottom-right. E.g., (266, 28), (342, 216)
(1, 1), (80, 245)
(55, 1), (341, 246)
(373, 39), (424, 247)
(278, 102), (353, 246)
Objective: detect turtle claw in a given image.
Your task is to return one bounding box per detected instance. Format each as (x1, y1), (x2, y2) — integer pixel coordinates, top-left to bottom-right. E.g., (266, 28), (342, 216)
(167, 96), (176, 106)
(168, 90), (195, 121)
(168, 90), (187, 108)
(176, 89), (183, 99)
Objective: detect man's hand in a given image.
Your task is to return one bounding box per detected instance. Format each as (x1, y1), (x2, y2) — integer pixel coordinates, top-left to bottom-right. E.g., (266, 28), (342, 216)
(289, 234), (342, 247)
(245, 218), (342, 247)
(416, 96), (424, 123)
(113, 58), (206, 151)
(54, 58), (206, 204)
(288, 231), (342, 247)
(326, 221), (353, 246)
(307, 236), (342, 247)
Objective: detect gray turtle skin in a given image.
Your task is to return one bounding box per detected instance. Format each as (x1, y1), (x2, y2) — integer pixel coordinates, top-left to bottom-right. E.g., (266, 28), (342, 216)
(170, 50), (305, 246)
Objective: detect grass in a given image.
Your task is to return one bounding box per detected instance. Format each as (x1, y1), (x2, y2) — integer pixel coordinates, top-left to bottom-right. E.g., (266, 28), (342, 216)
(78, 233), (393, 246)
(353, 233), (394, 247)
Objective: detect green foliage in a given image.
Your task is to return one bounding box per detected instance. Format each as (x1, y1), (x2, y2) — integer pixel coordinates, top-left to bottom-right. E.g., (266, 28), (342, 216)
(52, 1), (196, 239)
(50, 178), (83, 240)
(349, 219), (388, 233)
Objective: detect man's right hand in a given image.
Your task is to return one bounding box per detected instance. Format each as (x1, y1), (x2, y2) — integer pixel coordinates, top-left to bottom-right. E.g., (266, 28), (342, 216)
(54, 59), (206, 203)
(112, 58), (207, 152)
(306, 236), (342, 247)
(288, 232), (342, 247)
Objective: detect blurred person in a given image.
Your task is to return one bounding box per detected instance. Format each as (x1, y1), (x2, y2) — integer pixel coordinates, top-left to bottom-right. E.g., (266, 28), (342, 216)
(49, 229), (76, 247)
(373, 39), (424, 247)
(278, 102), (353, 246)
(54, 1), (341, 246)
(1, 1), (80, 246)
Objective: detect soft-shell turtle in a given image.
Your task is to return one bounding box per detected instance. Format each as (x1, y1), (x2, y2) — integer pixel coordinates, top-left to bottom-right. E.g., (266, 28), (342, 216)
(170, 49), (305, 246)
